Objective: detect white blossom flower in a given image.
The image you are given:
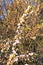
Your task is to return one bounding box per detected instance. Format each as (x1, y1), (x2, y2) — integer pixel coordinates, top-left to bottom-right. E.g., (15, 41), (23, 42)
(13, 39), (20, 46)
(13, 42), (17, 46)
(7, 62), (10, 65)
(20, 55), (25, 59)
(14, 35), (18, 39)
(12, 47), (14, 50)
(22, 15), (24, 19)
(24, 0), (27, 4)
(20, 21), (23, 24)
(20, 30), (23, 33)
(12, 50), (16, 54)
(20, 19), (24, 23)
(1, 49), (3, 52)
(17, 23), (20, 26)
(20, 55), (25, 57)
(19, 36), (21, 39)
(9, 54), (14, 61)
(28, 6), (31, 9)
(16, 29), (19, 33)
(17, 25), (20, 29)
(26, 55), (28, 57)
(25, 63), (28, 65)
(13, 57), (18, 62)
(25, 6), (31, 13)
(15, 39), (20, 43)
(6, 42), (9, 45)
(29, 52), (34, 56)
(23, 14), (26, 17)
(30, 36), (36, 40)
(30, 10), (33, 14)
(9, 52), (16, 59)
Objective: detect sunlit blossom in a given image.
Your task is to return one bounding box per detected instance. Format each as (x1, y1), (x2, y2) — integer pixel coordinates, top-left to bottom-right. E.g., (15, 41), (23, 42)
(1, 49), (4, 52)
(20, 30), (23, 33)
(13, 57), (18, 62)
(23, 14), (26, 17)
(17, 26), (20, 29)
(12, 50), (16, 54)
(6, 42), (9, 45)
(30, 10), (33, 14)
(12, 47), (14, 50)
(16, 29), (19, 33)
(15, 39), (20, 43)
(13, 42), (17, 46)
(25, 63), (28, 65)
(17, 23), (20, 26)
(29, 52), (34, 56)
(25, 6), (31, 13)
(19, 36), (21, 39)
(20, 19), (24, 23)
